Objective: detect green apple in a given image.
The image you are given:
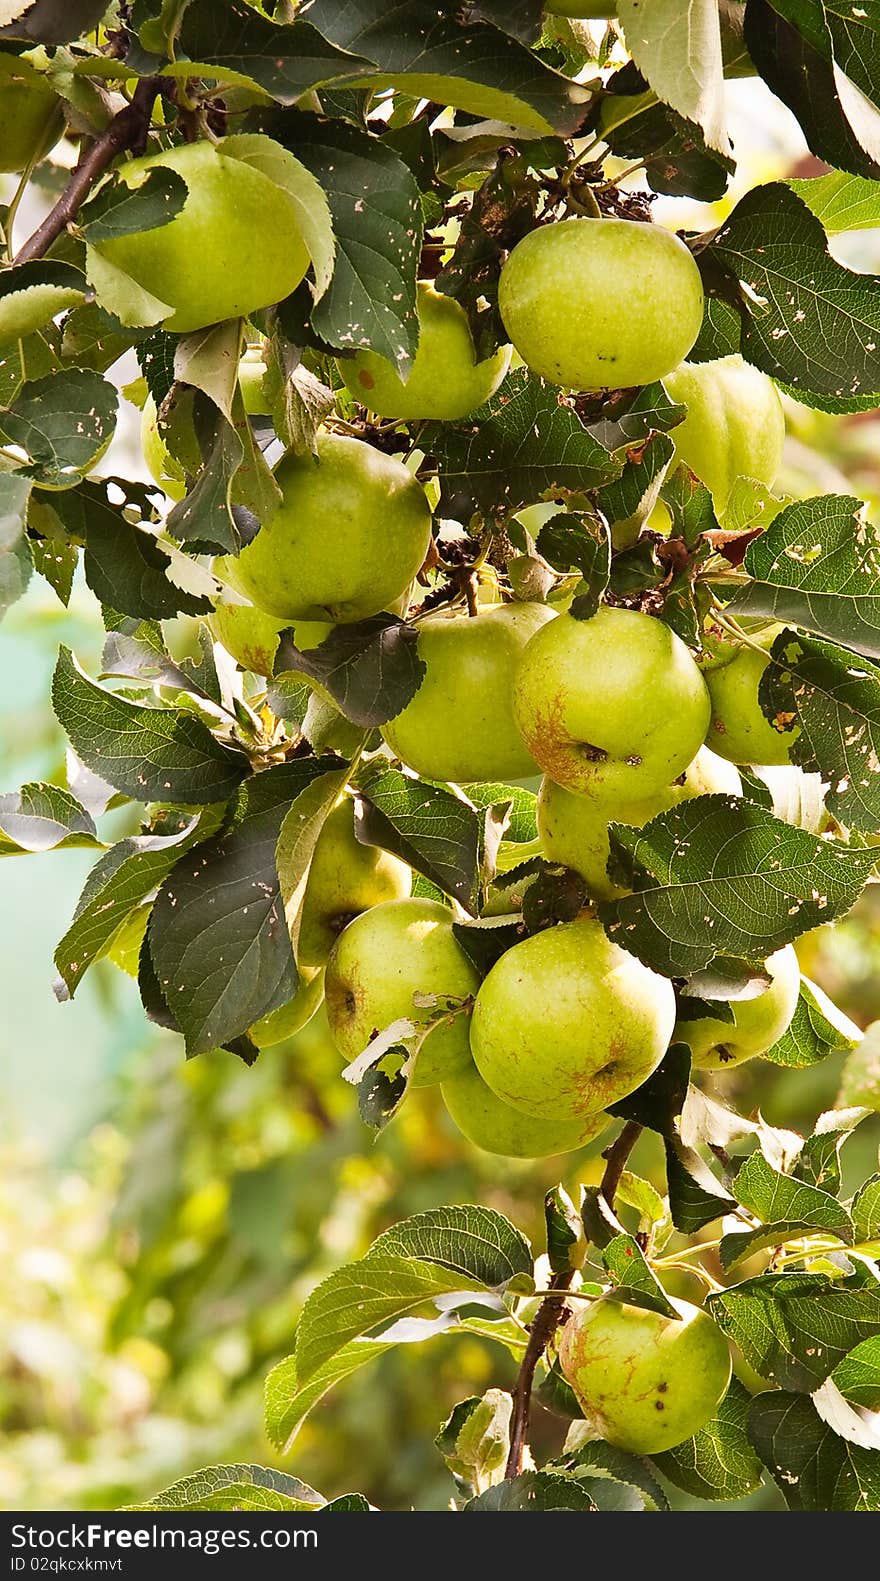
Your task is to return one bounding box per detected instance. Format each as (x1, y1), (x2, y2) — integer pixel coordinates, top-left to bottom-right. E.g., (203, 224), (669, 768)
(470, 917), (676, 1122)
(234, 432), (432, 623)
(674, 945), (800, 1069)
(513, 606), (711, 800)
(557, 1294), (732, 1455)
(0, 50), (62, 172)
(663, 355), (786, 510)
(324, 897), (479, 1088)
(338, 282), (511, 421)
(294, 794), (412, 971)
(498, 218), (703, 392)
(90, 139), (310, 334)
(249, 967), (325, 1048)
(382, 602), (556, 783)
(705, 641), (797, 766)
(537, 746), (742, 900)
(141, 395), (187, 502)
(207, 554), (293, 676)
(442, 1062), (609, 1158)
(239, 348), (268, 415)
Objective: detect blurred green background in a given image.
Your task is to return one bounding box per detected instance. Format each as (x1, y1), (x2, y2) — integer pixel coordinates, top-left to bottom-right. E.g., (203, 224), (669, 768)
(2, 78), (880, 1512)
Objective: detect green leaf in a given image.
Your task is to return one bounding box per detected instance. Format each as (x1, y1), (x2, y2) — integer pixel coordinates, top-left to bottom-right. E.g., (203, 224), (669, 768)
(149, 759), (340, 1055)
(461, 782), (537, 846)
(748, 1391), (880, 1510)
(426, 369), (620, 526)
(0, 260), (87, 345)
(0, 0), (107, 45)
(0, 472), (32, 619)
(125, 1464), (323, 1513)
(759, 629), (880, 835)
(553, 1439), (669, 1511)
(708, 1273), (880, 1392)
(708, 182), (880, 409)
(795, 1107), (870, 1197)
(790, 171), (880, 232)
(0, 369), (117, 489)
(545, 1185), (583, 1277)
(601, 796), (875, 979)
(729, 495), (880, 662)
(174, 0), (373, 101)
(602, 1233), (678, 1318)
(839, 1021), (880, 1111)
(369, 1205), (533, 1290)
(594, 432), (674, 539)
(51, 647), (248, 806)
(665, 1136), (736, 1233)
(618, 0), (729, 157)
(54, 813), (218, 999)
(652, 1377), (764, 1502)
(763, 978), (861, 1069)
(355, 764), (481, 912)
(465, 1472), (597, 1511)
(294, 1255), (485, 1385)
(831, 1335), (880, 1409)
(853, 1176), (880, 1243)
(274, 618), (425, 730)
(536, 511), (610, 618)
(0, 782), (99, 857)
(719, 1151), (853, 1269)
(79, 168), (188, 243)
(265, 1340), (395, 1454)
(307, 0), (592, 136)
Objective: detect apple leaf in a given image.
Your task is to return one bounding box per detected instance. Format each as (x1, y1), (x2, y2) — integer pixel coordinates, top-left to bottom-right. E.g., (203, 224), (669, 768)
(460, 782), (537, 845)
(0, 473), (32, 620)
(0, 782), (99, 857)
(464, 1472), (597, 1512)
(0, 260), (87, 345)
(536, 512), (610, 618)
(586, 380), (687, 451)
(426, 369), (621, 525)
(794, 1107), (871, 1198)
(273, 112), (423, 374)
(148, 758), (341, 1056)
(601, 796), (875, 979)
(368, 1206), (533, 1291)
(728, 494), (880, 661)
(719, 1152), (853, 1269)
(759, 629), (880, 833)
(354, 764), (481, 912)
(607, 1043), (692, 1137)
(790, 170), (880, 232)
(602, 1232), (679, 1319)
(707, 182), (880, 409)
(594, 432), (675, 537)
(618, 0), (729, 157)
(763, 980), (860, 1069)
(51, 648), (248, 806)
(78, 169), (188, 244)
(173, 0), (373, 102)
(652, 1378), (764, 1502)
(853, 1176), (880, 1243)
(664, 1137), (736, 1234)
(708, 1273), (880, 1392)
(748, 1390), (880, 1510)
(306, 0), (591, 136)
(265, 1340), (396, 1455)
(0, 369), (117, 489)
(273, 617), (425, 730)
(124, 1463), (324, 1514)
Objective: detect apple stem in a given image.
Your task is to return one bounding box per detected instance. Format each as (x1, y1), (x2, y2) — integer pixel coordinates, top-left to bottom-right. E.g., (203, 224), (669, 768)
(13, 75), (166, 266)
(503, 1118), (643, 1480)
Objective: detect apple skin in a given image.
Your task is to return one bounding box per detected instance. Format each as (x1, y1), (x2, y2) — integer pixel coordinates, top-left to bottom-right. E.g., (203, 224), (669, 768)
(339, 282), (511, 421)
(250, 967), (325, 1048)
(0, 51), (62, 172)
(442, 1062), (609, 1158)
(294, 794), (412, 971)
(663, 355), (786, 510)
(234, 432), (432, 623)
(498, 218), (703, 392)
(92, 139), (310, 334)
(239, 349), (268, 415)
(141, 395), (187, 502)
(705, 643), (797, 766)
(382, 602), (556, 783)
(513, 606), (711, 800)
(557, 1295), (732, 1455)
(470, 917), (676, 1122)
(545, 1), (617, 13)
(674, 945), (800, 1070)
(537, 746), (742, 900)
(324, 898), (479, 1088)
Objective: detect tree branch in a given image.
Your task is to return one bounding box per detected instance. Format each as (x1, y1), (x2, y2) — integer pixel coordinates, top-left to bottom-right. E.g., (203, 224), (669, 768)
(503, 1118), (643, 1479)
(13, 76), (164, 266)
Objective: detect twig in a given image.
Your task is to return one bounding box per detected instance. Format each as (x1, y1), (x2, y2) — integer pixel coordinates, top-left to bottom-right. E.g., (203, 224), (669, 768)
(13, 76), (164, 266)
(503, 1118), (643, 1479)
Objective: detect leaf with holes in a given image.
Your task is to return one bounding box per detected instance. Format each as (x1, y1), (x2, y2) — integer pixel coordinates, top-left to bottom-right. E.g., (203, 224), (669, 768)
(708, 1273), (880, 1392)
(602, 1233), (678, 1318)
(748, 1390), (880, 1510)
(0, 369), (117, 489)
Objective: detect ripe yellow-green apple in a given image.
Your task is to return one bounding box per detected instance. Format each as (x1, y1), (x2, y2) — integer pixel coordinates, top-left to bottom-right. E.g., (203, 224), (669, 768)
(249, 967), (325, 1048)
(238, 348), (268, 414)
(89, 139), (310, 333)
(141, 395), (187, 502)
(470, 918), (676, 1122)
(233, 432), (431, 622)
(293, 794), (412, 971)
(324, 897), (479, 1088)
(674, 945), (800, 1069)
(537, 746), (742, 900)
(0, 50), (62, 172)
(498, 218), (703, 391)
(442, 1062), (610, 1158)
(338, 282), (511, 420)
(663, 355), (785, 510)
(705, 641), (797, 766)
(382, 602), (556, 783)
(513, 605), (711, 800)
(558, 1295), (731, 1455)
(207, 554), (295, 676)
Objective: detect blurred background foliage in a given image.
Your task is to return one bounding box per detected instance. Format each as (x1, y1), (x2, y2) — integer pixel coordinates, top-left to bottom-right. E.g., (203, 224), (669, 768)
(2, 75), (880, 1512)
